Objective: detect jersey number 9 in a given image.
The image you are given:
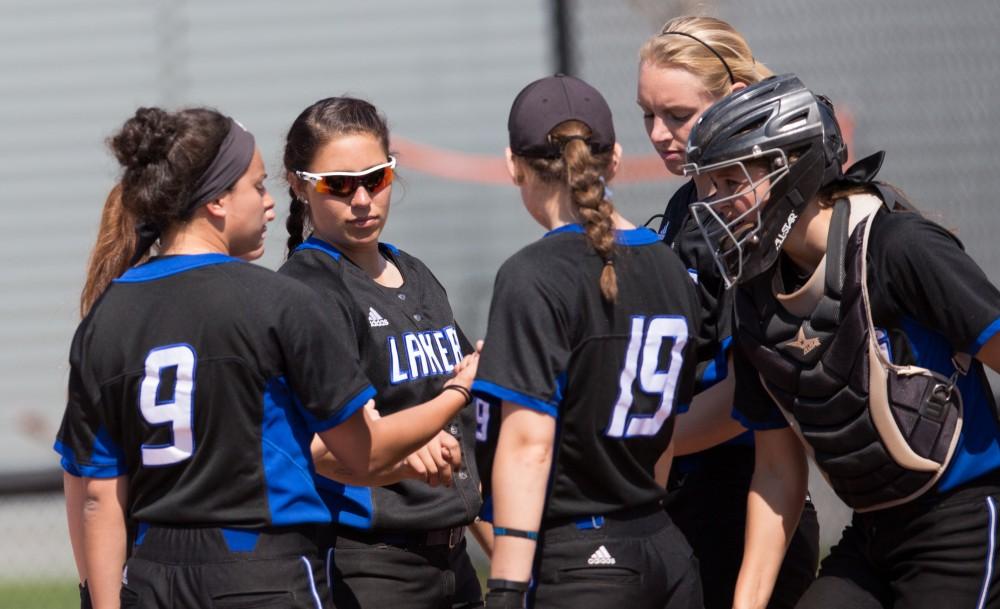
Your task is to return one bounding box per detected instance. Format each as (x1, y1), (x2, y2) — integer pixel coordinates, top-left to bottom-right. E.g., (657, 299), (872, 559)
(138, 344), (197, 467)
(606, 316), (688, 438)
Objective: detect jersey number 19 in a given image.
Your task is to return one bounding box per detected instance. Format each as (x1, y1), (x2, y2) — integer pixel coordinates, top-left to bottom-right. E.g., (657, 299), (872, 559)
(606, 316), (688, 438)
(138, 344), (196, 467)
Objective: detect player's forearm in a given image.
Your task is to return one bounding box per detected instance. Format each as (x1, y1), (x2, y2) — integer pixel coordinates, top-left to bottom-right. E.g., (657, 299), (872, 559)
(313, 452), (412, 486)
(82, 477), (127, 609)
(733, 429), (807, 609)
(365, 390), (467, 472)
(468, 518), (495, 559)
(672, 356), (744, 456)
(64, 472), (88, 583)
(489, 404), (555, 582)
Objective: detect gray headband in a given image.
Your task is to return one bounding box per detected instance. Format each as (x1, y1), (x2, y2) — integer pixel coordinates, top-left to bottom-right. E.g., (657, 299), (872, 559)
(186, 118), (256, 214)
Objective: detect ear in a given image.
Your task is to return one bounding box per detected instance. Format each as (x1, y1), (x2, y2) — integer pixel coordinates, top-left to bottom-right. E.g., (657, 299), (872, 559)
(203, 197), (227, 219)
(504, 147), (524, 186)
(605, 142), (623, 182)
(731, 81), (748, 94)
(288, 171), (308, 202)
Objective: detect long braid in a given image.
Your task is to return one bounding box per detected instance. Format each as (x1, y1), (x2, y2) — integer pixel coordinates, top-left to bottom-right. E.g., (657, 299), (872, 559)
(286, 187), (307, 257)
(563, 137), (617, 303)
(524, 120), (618, 303)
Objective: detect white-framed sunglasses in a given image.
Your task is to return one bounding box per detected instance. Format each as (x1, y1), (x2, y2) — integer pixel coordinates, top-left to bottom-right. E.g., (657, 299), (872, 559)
(295, 156), (396, 197)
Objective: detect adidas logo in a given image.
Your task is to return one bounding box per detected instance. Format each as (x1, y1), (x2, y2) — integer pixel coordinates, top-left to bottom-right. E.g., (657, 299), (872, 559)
(587, 545), (616, 565)
(368, 307), (389, 328)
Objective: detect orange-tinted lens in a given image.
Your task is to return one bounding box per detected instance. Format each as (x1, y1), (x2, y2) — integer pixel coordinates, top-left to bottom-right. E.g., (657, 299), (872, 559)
(316, 167), (393, 197)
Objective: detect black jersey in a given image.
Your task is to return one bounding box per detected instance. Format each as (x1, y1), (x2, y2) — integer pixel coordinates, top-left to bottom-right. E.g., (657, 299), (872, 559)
(473, 225), (700, 521)
(279, 238), (482, 531)
(54, 254), (375, 528)
(733, 207), (1000, 491)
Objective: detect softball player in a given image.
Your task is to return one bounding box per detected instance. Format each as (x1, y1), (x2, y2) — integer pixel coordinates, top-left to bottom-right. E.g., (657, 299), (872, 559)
(279, 97), (485, 609)
(684, 74), (1000, 608)
(636, 17), (818, 609)
(55, 107), (472, 609)
(475, 74), (703, 609)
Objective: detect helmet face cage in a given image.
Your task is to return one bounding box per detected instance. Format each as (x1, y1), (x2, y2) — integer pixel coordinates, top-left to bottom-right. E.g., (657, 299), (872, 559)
(685, 147), (791, 288)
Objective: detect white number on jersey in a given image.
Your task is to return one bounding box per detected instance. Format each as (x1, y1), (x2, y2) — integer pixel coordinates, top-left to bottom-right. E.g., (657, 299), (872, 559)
(138, 344), (196, 466)
(606, 316), (688, 438)
(474, 397), (491, 442)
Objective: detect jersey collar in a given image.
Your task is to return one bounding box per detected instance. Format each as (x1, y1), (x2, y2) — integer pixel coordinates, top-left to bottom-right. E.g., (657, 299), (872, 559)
(295, 237), (400, 262)
(115, 253), (241, 283)
(543, 223), (661, 246)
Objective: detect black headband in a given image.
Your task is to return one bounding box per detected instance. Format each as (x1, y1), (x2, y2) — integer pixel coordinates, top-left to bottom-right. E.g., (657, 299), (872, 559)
(129, 117), (256, 265)
(659, 31), (736, 85)
(186, 118), (256, 214)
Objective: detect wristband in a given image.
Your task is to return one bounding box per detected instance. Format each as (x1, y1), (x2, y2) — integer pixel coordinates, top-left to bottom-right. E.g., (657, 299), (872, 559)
(443, 384), (472, 405)
(493, 526), (538, 541)
(486, 578), (530, 592)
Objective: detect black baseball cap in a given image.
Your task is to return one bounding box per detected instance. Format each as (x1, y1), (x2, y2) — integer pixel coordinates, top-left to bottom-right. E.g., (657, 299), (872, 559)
(508, 74), (615, 159)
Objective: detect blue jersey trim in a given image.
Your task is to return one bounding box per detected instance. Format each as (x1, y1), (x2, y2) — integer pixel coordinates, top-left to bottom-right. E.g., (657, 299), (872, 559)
(472, 380), (559, 418)
(698, 335), (732, 392)
(134, 522), (150, 546)
(543, 223), (661, 246)
(53, 427), (127, 478)
(115, 254), (241, 283)
(295, 237), (343, 261)
(314, 475), (375, 530)
(260, 377), (332, 526)
(381, 242), (399, 255)
(898, 317), (1000, 491)
(221, 528), (261, 552)
(972, 317), (1000, 355)
(306, 385), (376, 433)
(479, 494), (494, 523)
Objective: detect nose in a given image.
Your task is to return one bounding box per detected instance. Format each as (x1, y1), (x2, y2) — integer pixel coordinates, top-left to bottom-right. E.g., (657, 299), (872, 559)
(649, 116), (672, 146)
(350, 186), (372, 207)
(263, 191), (276, 221)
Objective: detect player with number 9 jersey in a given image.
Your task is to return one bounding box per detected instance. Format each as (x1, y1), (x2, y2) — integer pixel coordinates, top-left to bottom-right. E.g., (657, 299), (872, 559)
(474, 75), (704, 609)
(54, 107), (471, 609)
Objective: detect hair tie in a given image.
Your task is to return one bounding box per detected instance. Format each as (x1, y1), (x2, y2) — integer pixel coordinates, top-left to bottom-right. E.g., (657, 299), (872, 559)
(659, 30), (736, 85)
(130, 221), (161, 266)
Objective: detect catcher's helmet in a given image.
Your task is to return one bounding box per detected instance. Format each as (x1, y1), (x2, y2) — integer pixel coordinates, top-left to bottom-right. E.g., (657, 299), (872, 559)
(683, 74), (847, 286)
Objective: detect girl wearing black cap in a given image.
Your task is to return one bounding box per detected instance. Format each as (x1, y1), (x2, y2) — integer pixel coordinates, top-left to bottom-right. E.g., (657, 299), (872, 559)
(56, 107), (472, 608)
(683, 74), (1000, 609)
(473, 74), (704, 609)
(636, 16), (819, 609)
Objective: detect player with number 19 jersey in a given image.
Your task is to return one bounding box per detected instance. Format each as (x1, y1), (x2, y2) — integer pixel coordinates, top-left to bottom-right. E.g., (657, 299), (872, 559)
(473, 225), (700, 520)
(54, 255), (374, 527)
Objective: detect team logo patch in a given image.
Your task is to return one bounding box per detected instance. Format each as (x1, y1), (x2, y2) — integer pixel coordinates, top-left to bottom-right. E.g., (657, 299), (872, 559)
(368, 307), (389, 328)
(784, 326), (821, 355)
(587, 545), (616, 565)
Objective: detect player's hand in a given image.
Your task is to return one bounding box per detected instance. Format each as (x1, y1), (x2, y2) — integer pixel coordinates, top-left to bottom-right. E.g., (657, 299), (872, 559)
(402, 430), (462, 487)
(447, 352), (480, 390)
(475, 339), (485, 353)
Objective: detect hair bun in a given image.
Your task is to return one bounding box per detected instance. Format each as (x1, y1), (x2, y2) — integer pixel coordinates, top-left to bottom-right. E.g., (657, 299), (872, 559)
(110, 107), (180, 169)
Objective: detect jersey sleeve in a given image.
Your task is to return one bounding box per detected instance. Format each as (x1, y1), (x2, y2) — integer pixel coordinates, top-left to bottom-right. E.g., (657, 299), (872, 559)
(869, 212), (1000, 355)
(731, 339), (789, 430)
(472, 261), (571, 418)
(53, 322), (127, 478)
(275, 282), (375, 433)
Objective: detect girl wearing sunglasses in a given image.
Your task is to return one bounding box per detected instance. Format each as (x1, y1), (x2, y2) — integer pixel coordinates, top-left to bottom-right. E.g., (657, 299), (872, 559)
(57, 106), (473, 609)
(280, 97), (487, 609)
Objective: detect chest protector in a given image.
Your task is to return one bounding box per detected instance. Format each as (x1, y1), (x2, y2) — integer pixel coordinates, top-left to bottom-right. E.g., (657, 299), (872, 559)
(736, 195), (964, 512)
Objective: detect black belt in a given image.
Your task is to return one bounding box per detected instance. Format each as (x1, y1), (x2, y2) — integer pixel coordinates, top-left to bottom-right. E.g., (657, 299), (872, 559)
(335, 525), (465, 549)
